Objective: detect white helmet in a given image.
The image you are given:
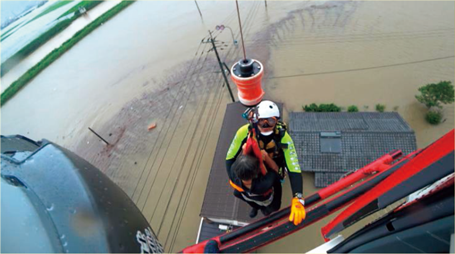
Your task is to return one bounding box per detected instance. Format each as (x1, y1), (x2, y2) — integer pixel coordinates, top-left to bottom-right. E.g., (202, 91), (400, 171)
(256, 100), (280, 119)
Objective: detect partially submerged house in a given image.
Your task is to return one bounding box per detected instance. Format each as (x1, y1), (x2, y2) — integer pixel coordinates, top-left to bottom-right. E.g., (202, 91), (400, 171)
(289, 112), (417, 188)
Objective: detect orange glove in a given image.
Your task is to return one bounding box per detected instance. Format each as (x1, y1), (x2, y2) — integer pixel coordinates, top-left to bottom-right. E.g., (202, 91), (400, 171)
(289, 197), (306, 226)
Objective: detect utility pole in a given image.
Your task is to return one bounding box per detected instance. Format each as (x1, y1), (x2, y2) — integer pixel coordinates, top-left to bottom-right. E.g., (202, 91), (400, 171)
(264, 0), (267, 8)
(88, 127), (110, 146)
(194, 0), (203, 19)
(207, 30), (235, 103)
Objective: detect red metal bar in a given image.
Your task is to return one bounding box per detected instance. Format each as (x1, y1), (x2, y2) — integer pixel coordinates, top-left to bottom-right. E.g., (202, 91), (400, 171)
(321, 129), (454, 239)
(218, 142), (443, 252)
(181, 151), (405, 253)
(318, 150), (401, 200)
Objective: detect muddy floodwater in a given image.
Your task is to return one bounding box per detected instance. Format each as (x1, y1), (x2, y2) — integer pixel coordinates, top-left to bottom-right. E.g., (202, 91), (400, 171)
(1, 1), (454, 252)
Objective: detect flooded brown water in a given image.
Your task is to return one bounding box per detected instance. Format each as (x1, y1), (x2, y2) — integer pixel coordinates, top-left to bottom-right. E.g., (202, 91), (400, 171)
(1, 1), (454, 252)
(265, 1), (454, 150)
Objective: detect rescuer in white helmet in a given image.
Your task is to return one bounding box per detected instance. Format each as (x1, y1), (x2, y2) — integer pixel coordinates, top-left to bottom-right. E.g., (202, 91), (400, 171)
(226, 100), (306, 225)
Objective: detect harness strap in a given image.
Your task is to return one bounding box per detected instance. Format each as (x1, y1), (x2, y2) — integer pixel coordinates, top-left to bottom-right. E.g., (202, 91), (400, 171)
(230, 180), (274, 197)
(243, 128), (267, 176)
(230, 180), (244, 192)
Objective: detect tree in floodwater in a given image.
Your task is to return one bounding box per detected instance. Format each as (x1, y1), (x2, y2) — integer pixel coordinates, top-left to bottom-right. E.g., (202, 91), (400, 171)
(415, 81), (454, 125)
(416, 81), (454, 109)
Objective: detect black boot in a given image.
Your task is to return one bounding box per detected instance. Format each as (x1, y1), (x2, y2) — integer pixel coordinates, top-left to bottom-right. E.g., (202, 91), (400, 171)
(249, 208), (258, 218)
(261, 207), (271, 216)
(261, 206), (277, 216)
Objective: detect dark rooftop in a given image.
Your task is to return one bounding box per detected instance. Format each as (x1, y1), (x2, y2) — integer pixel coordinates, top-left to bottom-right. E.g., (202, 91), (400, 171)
(200, 102), (259, 223)
(289, 112), (417, 188)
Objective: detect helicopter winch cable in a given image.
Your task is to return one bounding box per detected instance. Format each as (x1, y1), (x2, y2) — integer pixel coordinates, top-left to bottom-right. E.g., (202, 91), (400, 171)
(235, 0), (247, 60)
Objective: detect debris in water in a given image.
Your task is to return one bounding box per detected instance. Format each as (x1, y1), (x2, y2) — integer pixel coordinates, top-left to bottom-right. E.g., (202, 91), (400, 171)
(148, 123), (157, 130)
(46, 204), (54, 211)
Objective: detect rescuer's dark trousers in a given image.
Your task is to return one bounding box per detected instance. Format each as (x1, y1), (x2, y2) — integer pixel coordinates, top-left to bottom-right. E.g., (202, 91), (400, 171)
(233, 179), (282, 213)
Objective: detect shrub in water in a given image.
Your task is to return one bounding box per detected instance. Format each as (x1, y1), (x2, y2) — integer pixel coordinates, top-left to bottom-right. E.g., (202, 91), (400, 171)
(303, 103), (319, 112)
(347, 105), (359, 112)
(425, 111), (443, 125)
(319, 103), (341, 112)
(375, 104), (386, 112)
(303, 103), (341, 112)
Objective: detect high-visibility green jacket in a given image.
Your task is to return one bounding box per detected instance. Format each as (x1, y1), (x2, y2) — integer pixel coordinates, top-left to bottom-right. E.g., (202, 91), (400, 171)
(226, 124), (303, 195)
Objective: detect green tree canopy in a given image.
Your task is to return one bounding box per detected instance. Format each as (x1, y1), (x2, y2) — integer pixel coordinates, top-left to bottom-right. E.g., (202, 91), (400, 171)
(416, 81), (454, 109)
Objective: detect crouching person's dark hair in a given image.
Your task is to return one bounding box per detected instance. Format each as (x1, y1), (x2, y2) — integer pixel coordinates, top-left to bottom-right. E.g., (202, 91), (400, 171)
(232, 154), (260, 180)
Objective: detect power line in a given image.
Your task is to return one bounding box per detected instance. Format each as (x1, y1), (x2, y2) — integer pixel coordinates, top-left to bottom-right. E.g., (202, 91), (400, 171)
(133, 40), (210, 207)
(140, 43), (212, 213)
(132, 6), (239, 205)
(266, 55), (455, 80)
(137, 3), (242, 225)
(149, 55), (216, 224)
(167, 2), (263, 251)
